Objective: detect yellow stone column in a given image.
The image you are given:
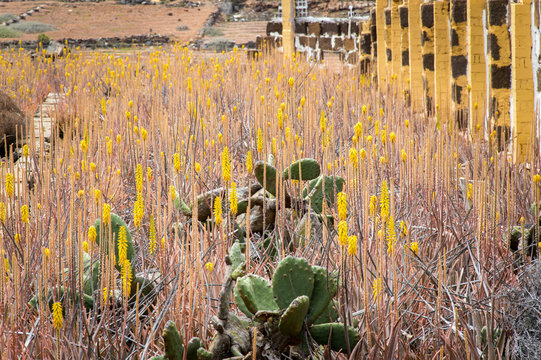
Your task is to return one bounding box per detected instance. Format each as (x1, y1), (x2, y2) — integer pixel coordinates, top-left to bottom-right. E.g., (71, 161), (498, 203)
(282, 0), (295, 58)
(408, 0), (423, 112)
(399, 1), (410, 103)
(467, 0), (486, 133)
(360, 19), (373, 73)
(391, 0), (402, 83)
(434, 0), (451, 121)
(450, 0), (468, 129)
(487, 0), (512, 150)
(511, 0), (535, 162)
(385, 6), (392, 82)
(421, 1), (435, 115)
(376, 0), (388, 87)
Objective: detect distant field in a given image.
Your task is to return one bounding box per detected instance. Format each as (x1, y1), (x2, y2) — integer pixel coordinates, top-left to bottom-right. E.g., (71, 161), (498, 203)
(0, 0), (215, 43)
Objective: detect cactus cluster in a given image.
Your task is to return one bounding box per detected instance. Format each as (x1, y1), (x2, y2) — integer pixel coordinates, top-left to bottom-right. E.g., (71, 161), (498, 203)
(30, 212), (157, 315)
(234, 255), (359, 353)
(153, 243), (360, 359)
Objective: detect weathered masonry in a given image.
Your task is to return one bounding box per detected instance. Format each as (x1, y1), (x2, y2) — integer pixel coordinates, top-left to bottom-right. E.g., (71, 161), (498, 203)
(262, 0), (541, 163)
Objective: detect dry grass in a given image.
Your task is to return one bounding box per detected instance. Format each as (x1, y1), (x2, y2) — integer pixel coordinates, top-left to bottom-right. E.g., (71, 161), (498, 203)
(0, 45), (537, 359)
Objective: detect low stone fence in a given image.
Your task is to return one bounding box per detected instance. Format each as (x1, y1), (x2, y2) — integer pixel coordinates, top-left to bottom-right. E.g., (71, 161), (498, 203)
(258, 17), (367, 65)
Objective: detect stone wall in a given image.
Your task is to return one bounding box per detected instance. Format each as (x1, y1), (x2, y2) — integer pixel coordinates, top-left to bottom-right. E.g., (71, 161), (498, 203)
(258, 17), (366, 65)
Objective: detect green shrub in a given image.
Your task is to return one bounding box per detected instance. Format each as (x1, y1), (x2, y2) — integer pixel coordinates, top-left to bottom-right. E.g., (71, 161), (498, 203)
(37, 33), (50, 46)
(0, 27), (20, 38)
(201, 26), (223, 37)
(0, 14), (16, 23)
(8, 21), (56, 34)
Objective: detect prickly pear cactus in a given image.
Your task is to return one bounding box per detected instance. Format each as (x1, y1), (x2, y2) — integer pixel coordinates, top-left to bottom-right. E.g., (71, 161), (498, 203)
(93, 213), (135, 271)
(278, 295), (310, 336)
(307, 266), (338, 325)
(283, 158), (321, 181)
(302, 175), (345, 214)
(254, 161), (278, 196)
(235, 274), (279, 315)
(309, 323), (360, 353)
(272, 256), (314, 309)
(162, 320), (184, 360)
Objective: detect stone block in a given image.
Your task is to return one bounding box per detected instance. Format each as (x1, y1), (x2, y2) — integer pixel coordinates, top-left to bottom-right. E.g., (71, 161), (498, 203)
(319, 37), (332, 50)
(267, 21), (282, 35)
(307, 22), (321, 36)
(344, 37), (356, 51)
(321, 22), (339, 35)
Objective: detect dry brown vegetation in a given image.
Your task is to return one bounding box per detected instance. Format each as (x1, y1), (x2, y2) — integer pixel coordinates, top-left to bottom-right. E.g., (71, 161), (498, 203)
(0, 43), (537, 359)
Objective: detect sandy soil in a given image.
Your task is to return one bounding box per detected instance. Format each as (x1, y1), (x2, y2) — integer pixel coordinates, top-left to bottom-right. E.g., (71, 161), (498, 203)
(0, 1), (216, 43)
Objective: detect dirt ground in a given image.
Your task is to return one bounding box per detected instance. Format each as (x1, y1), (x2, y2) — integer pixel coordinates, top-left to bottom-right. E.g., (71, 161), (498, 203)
(0, 1), (216, 43)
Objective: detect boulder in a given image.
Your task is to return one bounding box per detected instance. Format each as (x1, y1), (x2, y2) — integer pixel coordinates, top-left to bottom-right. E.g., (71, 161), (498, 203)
(0, 91), (26, 157)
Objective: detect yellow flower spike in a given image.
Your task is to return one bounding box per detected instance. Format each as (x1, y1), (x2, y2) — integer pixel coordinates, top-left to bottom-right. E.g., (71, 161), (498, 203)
(174, 153), (181, 172)
(147, 167), (152, 182)
(116, 134), (121, 143)
(466, 183), (473, 201)
(349, 148), (358, 169)
(257, 128), (263, 154)
(347, 235), (358, 256)
(213, 197), (223, 225)
(102, 203), (111, 225)
(52, 302), (63, 330)
(288, 77), (294, 87)
(372, 278), (382, 299)
(366, 135), (373, 143)
(405, 119), (410, 128)
(354, 122), (363, 138)
(205, 262), (214, 274)
(141, 128), (148, 141)
(410, 242), (419, 255)
(387, 215), (397, 255)
(218, 133), (223, 143)
(5, 172), (14, 198)
(246, 151), (253, 174)
(83, 241), (89, 253)
(102, 287), (108, 304)
(338, 220), (348, 247)
(401, 149), (407, 162)
(337, 192), (347, 221)
(380, 180), (390, 221)
(229, 182), (238, 215)
(221, 147), (231, 183)
(362, 105), (368, 114)
(389, 132), (396, 143)
(88, 226), (97, 243)
(43, 247), (50, 259)
(135, 164), (143, 193)
(128, 100), (133, 108)
(133, 194), (144, 228)
(121, 259), (133, 298)
(20, 205), (29, 223)
(359, 148), (367, 160)
(22, 144), (29, 157)
(94, 189), (101, 204)
(149, 215), (156, 254)
(379, 156), (387, 165)
(533, 174), (541, 184)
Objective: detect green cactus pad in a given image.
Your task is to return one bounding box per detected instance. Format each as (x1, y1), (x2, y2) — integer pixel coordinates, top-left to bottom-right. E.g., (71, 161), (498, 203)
(313, 300), (339, 325)
(279, 295), (310, 336)
(272, 256), (314, 309)
(309, 323), (360, 353)
(302, 175), (345, 214)
(283, 158), (321, 181)
(174, 195), (193, 217)
(163, 320), (184, 360)
(307, 266), (338, 325)
(254, 161), (278, 196)
(196, 348), (212, 360)
(229, 242), (245, 274)
(94, 213), (135, 272)
(236, 274), (279, 315)
(186, 337), (203, 360)
(233, 283), (254, 318)
(254, 309), (282, 322)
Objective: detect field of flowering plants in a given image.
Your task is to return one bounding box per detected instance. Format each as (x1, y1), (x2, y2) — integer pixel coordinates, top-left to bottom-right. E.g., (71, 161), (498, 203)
(0, 44), (537, 359)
